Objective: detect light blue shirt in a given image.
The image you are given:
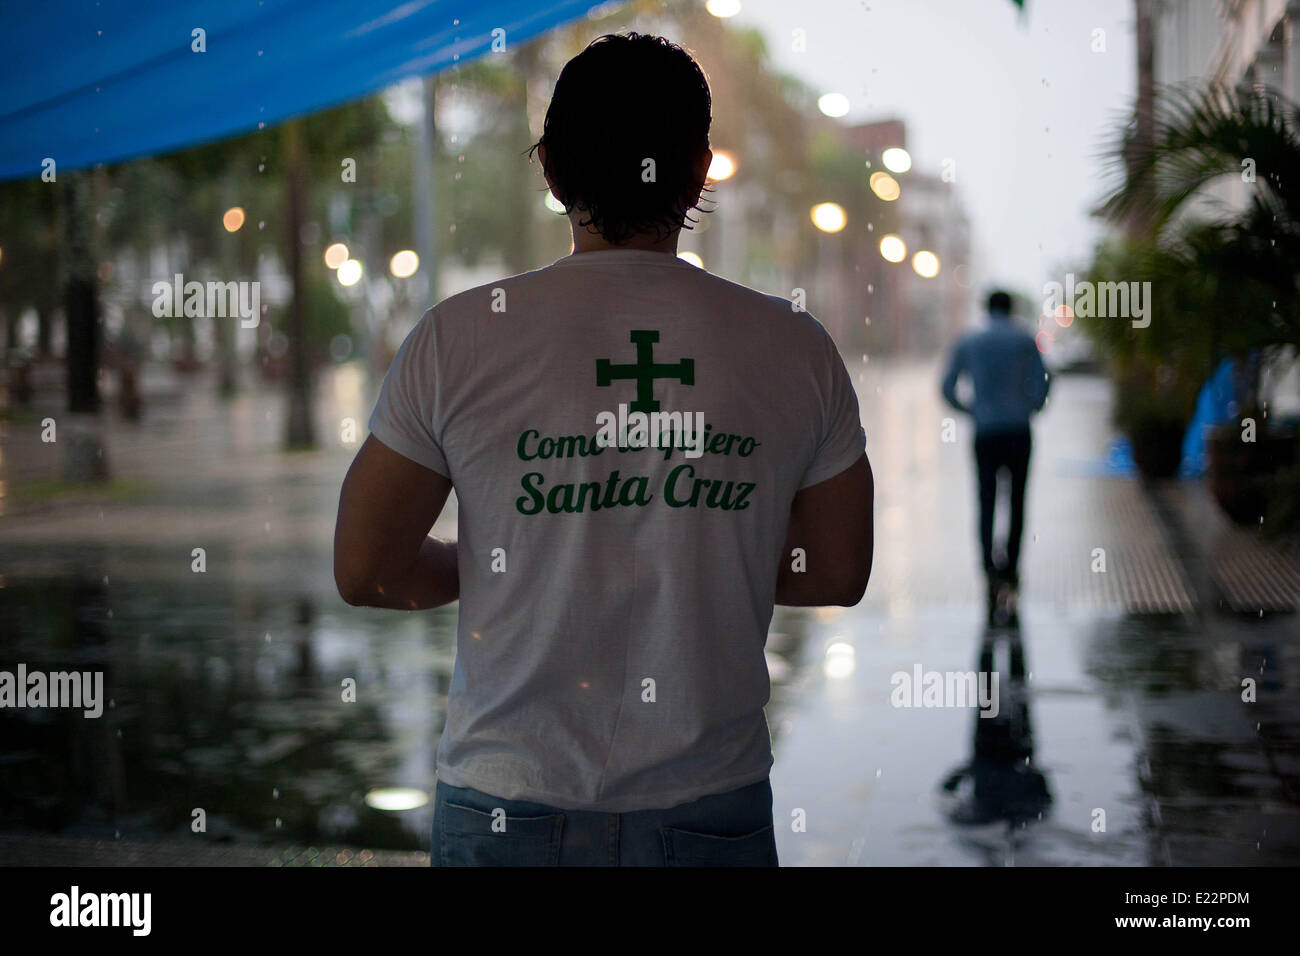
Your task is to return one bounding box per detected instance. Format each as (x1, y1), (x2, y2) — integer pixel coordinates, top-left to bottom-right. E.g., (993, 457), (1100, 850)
(942, 312), (1051, 434)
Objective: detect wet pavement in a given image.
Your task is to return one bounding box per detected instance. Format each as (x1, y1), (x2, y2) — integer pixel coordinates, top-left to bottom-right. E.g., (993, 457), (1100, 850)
(0, 356), (1296, 865)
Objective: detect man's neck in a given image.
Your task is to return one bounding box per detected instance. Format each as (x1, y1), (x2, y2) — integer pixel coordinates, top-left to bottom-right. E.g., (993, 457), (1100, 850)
(569, 219), (680, 256)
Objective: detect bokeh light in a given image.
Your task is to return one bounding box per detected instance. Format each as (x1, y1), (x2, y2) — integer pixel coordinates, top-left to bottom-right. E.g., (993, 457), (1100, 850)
(810, 202), (847, 233)
(363, 788), (429, 811)
(677, 251), (704, 268)
(912, 250), (940, 278)
(222, 206), (245, 232)
(707, 150), (736, 182)
(869, 171), (900, 201)
(706, 0), (741, 17)
(818, 93), (850, 118)
(824, 641), (856, 680)
(337, 259), (363, 286)
(879, 234), (907, 262)
(1053, 304), (1075, 327)
(1035, 330), (1054, 353)
(324, 243), (349, 269)
(881, 147), (912, 173)
(389, 250), (419, 278)
(544, 192), (566, 214)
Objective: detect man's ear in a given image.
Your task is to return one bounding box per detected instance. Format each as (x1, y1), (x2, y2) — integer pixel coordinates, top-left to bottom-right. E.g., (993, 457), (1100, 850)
(537, 143), (562, 204)
(689, 147), (713, 206)
(696, 147), (713, 188)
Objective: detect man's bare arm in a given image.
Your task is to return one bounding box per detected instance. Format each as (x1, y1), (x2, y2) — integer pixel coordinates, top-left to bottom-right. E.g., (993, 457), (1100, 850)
(334, 435), (458, 610)
(775, 454), (874, 607)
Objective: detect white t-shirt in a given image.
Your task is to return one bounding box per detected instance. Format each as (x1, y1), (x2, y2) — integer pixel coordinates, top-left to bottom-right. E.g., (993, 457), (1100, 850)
(368, 248), (866, 812)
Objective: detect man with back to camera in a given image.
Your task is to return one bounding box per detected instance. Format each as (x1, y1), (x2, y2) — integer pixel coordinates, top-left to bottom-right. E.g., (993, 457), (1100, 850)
(941, 290), (1051, 629)
(333, 33), (874, 867)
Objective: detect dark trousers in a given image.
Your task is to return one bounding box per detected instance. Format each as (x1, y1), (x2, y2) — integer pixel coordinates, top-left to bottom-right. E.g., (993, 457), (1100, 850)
(974, 427), (1032, 581)
(431, 776), (778, 866)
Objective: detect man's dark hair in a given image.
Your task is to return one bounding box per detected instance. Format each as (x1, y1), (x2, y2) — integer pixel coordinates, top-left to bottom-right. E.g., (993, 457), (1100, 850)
(987, 291), (1012, 315)
(529, 33), (712, 245)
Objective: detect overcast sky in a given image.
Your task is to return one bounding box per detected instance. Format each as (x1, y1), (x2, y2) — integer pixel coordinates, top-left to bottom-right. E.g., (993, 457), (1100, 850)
(728, 0), (1137, 301)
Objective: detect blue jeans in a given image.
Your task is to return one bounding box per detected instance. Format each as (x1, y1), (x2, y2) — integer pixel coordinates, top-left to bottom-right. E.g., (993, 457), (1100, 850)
(431, 777), (778, 866)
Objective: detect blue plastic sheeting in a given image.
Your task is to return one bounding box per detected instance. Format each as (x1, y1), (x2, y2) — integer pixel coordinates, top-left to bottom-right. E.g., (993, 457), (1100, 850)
(0, 0), (598, 182)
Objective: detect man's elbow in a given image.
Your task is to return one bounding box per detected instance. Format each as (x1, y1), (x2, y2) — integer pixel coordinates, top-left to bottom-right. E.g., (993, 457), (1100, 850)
(830, 562), (872, 607)
(334, 565), (373, 607)
(835, 580), (869, 607)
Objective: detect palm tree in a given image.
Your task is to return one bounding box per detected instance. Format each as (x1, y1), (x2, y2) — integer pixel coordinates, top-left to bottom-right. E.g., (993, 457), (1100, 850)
(1096, 80), (1300, 516)
(1099, 82), (1300, 368)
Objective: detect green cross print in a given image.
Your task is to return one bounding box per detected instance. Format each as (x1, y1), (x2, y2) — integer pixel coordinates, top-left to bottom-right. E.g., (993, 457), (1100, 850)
(595, 330), (694, 413)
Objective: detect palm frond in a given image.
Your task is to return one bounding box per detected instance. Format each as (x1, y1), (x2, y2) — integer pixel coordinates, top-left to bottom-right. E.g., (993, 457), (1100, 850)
(1099, 81), (1300, 232)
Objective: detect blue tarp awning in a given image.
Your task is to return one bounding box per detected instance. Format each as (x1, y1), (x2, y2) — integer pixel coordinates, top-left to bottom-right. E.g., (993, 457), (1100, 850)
(0, 0), (598, 182)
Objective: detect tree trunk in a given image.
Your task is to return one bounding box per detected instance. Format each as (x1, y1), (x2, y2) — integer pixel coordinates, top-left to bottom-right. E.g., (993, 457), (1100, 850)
(215, 176), (238, 398)
(503, 42), (539, 275)
(414, 73), (440, 306)
(64, 172), (100, 414)
(62, 172), (110, 481)
(283, 119), (317, 449)
(1128, 0), (1157, 240)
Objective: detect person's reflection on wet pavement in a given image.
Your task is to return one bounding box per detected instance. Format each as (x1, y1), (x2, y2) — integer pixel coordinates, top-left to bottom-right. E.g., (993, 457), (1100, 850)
(939, 622), (1051, 827)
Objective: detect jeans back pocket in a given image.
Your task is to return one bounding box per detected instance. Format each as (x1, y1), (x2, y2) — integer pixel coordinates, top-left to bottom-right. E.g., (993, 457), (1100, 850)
(660, 824), (778, 867)
(439, 801), (565, 866)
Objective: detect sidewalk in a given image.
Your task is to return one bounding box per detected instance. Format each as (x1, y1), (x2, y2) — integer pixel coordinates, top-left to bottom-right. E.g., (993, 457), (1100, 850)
(768, 356), (1299, 866)
(1, 358), (1296, 866)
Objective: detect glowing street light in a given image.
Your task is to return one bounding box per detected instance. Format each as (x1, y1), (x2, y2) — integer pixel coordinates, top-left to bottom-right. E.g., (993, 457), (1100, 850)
(879, 235), (906, 262)
(881, 147), (912, 173)
(390, 250), (419, 278)
(707, 150), (736, 182)
(706, 0), (741, 17)
(869, 171), (900, 202)
(222, 206), (245, 232)
(337, 259), (363, 287)
(324, 243), (349, 269)
(912, 250), (940, 277)
(811, 202), (847, 233)
(818, 93), (850, 118)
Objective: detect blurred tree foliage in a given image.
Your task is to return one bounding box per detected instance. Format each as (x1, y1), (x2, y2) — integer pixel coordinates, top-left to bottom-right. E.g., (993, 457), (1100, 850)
(1089, 83), (1300, 424)
(2, 0), (892, 413)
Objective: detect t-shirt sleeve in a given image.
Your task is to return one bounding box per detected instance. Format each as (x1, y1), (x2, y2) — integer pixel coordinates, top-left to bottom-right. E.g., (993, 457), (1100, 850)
(367, 309), (451, 478)
(799, 323), (867, 489)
